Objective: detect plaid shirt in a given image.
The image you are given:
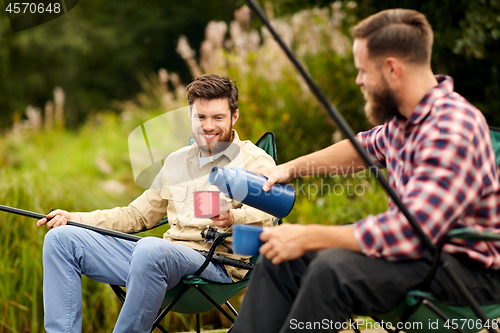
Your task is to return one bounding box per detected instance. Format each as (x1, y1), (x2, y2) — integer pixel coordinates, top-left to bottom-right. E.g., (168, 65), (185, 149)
(352, 75), (500, 269)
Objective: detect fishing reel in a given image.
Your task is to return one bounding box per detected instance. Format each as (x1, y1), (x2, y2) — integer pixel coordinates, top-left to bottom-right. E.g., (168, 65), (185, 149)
(201, 226), (233, 254)
(201, 226), (224, 241)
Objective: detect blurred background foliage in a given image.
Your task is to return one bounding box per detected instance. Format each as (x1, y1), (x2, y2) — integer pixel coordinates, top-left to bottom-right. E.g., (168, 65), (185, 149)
(0, 0), (499, 131)
(0, 0), (236, 128)
(0, 0), (499, 331)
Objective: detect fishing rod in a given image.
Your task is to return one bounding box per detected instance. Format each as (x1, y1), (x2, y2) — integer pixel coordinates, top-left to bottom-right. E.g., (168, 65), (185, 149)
(0, 204), (253, 270)
(0, 204), (142, 242)
(244, 1), (495, 331)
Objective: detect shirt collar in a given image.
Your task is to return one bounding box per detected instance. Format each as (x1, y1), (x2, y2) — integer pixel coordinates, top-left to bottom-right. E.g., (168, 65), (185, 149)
(406, 74), (454, 125)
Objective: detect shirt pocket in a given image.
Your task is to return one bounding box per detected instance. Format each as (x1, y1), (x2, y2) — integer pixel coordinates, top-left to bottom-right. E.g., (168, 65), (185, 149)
(162, 186), (188, 217)
(161, 185), (188, 202)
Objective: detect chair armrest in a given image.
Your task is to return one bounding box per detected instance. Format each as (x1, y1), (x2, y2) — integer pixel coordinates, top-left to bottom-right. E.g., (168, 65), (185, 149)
(446, 228), (500, 242)
(422, 228), (500, 289)
(128, 216), (170, 235)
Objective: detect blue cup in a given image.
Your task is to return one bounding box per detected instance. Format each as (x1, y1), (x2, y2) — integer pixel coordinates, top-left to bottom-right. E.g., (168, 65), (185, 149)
(232, 224), (263, 256)
(208, 166), (295, 218)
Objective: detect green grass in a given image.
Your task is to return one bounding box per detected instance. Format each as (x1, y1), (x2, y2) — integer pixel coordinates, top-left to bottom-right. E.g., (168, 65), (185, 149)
(0, 114), (141, 332)
(286, 173), (388, 227)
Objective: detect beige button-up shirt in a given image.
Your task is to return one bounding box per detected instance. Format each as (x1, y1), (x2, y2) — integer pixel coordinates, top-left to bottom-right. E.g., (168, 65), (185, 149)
(78, 131), (276, 280)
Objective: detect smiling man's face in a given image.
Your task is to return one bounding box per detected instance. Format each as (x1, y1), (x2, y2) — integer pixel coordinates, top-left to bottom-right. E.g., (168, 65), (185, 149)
(190, 98), (239, 157)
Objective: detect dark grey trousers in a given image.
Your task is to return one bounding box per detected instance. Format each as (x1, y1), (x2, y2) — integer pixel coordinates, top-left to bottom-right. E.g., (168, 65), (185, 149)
(231, 249), (500, 333)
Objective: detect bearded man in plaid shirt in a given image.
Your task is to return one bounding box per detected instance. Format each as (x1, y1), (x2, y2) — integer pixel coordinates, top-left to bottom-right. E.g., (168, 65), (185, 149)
(231, 8), (500, 333)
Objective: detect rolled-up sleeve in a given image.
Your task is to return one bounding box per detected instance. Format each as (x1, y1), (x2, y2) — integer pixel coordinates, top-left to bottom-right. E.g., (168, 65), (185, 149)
(78, 189), (168, 233)
(355, 125), (387, 169)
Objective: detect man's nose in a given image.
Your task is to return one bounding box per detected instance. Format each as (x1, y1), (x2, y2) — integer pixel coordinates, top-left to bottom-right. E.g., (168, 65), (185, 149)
(202, 119), (215, 131)
(355, 72), (363, 86)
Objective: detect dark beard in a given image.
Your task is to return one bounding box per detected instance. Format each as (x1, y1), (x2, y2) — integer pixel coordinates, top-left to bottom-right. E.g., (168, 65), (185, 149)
(361, 79), (400, 126)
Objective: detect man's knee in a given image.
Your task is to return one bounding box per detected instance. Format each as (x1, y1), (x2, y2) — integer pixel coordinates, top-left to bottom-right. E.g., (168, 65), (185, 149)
(256, 253), (275, 268)
(131, 237), (169, 266)
(306, 248), (365, 284)
(43, 225), (78, 251)
(43, 225), (86, 264)
(254, 251), (316, 285)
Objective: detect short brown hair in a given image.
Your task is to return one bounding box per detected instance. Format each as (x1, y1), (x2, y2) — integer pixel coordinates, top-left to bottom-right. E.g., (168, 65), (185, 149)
(186, 74), (239, 115)
(351, 9), (433, 65)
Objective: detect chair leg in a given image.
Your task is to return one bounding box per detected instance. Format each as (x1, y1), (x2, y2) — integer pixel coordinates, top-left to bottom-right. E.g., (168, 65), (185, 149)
(224, 301), (238, 317)
(421, 300), (468, 333)
(196, 313), (201, 333)
(350, 315), (362, 333)
(111, 285), (170, 333)
(152, 285), (191, 330)
(154, 324), (169, 333)
(110, 284), (126, 304)
(372, 316), (397, 333)
(193, 285), (236, 323)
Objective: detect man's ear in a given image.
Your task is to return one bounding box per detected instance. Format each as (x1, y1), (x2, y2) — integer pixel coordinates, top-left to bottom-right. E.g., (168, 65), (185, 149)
(232, 109), (239, 126)
(382, 57), (402, 84)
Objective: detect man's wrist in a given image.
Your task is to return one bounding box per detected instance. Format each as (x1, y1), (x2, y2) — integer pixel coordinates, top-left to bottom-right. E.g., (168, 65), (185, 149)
(70, 212), (82, 223)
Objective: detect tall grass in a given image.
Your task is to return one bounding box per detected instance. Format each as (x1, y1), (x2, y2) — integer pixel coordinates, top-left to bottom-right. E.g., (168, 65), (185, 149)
(0, 114), (142, 331)
(0, 2), (390, 332)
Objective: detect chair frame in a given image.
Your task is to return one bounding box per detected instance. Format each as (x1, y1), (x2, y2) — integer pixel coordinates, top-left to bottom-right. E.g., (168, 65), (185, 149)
(351, 229), (500, 333)
(110, 232), (242, 333)
(111, 219), (281, 333)
(349, 127), (500, 333)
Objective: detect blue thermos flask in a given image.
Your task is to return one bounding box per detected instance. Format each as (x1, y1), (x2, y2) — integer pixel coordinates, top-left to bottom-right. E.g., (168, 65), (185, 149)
(208, 166), (295, 218)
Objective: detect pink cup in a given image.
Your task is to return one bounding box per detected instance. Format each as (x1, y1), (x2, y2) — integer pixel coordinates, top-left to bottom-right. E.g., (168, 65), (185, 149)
(193, 191), (220, 218)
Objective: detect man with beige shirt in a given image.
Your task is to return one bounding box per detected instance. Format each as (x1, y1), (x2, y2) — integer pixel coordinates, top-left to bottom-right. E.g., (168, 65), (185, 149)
(36, 74), (275, 333)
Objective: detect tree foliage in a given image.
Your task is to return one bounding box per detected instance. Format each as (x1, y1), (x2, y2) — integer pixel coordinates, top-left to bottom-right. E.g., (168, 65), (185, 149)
(0, 0), (236, 129)
(261, 0), (500, 126)
(350, 0), (500, 126)
(1, 0), (499, 130)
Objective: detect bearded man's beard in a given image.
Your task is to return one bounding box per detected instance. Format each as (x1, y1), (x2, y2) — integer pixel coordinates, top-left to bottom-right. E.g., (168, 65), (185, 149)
(361, 79), (400, 126)
(197, 128), (234, 156)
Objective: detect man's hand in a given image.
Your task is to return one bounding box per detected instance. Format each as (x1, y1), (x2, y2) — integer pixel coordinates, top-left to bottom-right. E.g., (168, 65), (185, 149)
(252, 165), (294, 192)
(211, 210), (234, 228)
(36, 209), (80, 229)
(211, 199), (234, 228)
(259, 224), (360, 265)
(259, 224), (309, 264)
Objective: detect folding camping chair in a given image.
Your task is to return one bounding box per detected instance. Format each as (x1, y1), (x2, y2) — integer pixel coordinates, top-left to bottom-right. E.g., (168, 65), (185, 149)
(351, 126), (500, 333)
(110, 131), (280, 333)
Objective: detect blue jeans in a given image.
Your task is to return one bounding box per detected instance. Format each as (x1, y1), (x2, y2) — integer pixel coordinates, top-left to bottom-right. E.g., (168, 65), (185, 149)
(42, 225), (232, 333)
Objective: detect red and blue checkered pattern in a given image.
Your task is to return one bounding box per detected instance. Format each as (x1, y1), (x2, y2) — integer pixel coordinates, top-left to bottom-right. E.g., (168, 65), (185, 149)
(353, 75), (500, 269)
